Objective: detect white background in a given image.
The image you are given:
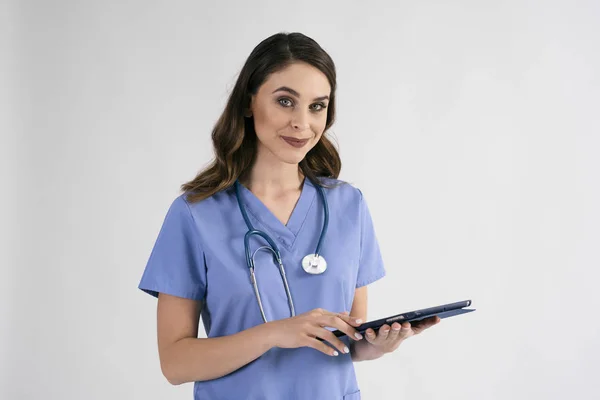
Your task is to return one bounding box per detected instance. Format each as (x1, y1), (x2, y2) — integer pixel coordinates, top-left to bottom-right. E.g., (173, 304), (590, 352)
(2, 0), (599, 399)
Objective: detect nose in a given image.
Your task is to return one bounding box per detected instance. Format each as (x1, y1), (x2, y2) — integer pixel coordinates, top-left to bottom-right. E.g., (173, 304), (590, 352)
(291, 110), (310, 131)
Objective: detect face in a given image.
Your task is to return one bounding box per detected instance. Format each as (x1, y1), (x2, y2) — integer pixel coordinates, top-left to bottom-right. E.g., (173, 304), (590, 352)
(248, 62), (331, 165)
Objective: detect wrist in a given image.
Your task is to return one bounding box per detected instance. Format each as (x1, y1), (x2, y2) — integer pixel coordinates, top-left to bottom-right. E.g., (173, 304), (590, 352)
(251, 321), (280, 350)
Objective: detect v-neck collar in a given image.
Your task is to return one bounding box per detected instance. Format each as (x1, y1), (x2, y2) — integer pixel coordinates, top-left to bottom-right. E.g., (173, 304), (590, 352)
(236, 178), (317, 250)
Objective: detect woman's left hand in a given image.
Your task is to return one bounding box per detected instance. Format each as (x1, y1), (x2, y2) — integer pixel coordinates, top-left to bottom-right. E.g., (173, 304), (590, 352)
(363, 316), (441, 355)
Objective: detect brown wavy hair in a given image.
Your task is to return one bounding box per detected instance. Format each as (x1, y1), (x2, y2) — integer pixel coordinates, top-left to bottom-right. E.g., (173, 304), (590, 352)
(181, 32), (342, 203)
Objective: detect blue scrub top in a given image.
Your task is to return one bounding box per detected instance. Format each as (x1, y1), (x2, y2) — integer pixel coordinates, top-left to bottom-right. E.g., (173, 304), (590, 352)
(139, 178), (386, 400)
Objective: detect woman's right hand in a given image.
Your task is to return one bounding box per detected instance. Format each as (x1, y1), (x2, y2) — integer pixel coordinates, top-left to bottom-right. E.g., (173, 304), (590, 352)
(267, 308), (364, 356)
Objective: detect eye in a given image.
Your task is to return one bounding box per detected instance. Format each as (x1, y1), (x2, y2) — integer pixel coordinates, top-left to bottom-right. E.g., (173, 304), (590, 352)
(278, 98), (293, 107)
(311, 103), (327, 112)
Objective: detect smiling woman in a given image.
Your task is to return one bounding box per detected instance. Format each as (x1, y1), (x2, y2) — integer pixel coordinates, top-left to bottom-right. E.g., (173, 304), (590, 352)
(138, 31), (439, 400)
(245, 62), (333, 189)
(180, 33), (342, 204)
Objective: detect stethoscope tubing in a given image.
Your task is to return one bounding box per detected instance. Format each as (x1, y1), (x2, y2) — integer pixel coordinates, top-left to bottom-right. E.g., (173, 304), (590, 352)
(234, 178), (329, 322)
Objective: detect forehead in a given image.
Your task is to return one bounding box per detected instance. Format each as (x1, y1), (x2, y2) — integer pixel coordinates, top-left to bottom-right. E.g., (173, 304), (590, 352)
(259, 62), (331, 97)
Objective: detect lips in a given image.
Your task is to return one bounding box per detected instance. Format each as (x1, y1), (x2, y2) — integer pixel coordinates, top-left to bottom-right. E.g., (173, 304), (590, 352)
(281, 136), (309, 148)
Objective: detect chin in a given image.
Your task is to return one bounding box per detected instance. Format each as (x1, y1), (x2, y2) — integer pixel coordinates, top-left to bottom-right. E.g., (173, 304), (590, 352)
(277, 153), (306, 165)
(273, 148), (309, 165)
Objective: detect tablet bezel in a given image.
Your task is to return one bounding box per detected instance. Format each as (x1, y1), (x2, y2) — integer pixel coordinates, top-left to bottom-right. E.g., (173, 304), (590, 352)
(332, 299), (474, 338)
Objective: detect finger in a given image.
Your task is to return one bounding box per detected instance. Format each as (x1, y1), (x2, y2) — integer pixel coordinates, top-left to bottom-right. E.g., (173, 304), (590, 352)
(305, 337), (340, 357)
(376, 324), (391, 343)
(320, 310), (363, 326)
(399, 322), (414, 339)
(364, 328), (377, 344)
(312, 310), (362, 340)
(387, 322), (402, 342)
(335, 312), (363, 328)
(323, 310), (362, 328)
(321, 314), (362, 341)
(316, 328), (352, 355)
(412, 316), (440, 334)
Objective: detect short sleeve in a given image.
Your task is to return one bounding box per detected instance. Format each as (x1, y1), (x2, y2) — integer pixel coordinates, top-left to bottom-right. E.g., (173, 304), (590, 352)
(356, 190), (386, 288)
(138, 195), (207, 301)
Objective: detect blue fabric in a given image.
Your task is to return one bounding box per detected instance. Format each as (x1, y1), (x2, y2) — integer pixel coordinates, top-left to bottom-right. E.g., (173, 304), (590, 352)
(139, 178), (386, 399)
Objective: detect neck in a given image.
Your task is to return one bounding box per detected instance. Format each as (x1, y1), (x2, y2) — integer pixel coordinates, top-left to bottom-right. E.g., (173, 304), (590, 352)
(243, 146), (304, 196)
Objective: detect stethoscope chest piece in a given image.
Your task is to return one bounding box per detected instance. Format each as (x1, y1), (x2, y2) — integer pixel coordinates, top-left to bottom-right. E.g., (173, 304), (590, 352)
(302, 254), (327, 275)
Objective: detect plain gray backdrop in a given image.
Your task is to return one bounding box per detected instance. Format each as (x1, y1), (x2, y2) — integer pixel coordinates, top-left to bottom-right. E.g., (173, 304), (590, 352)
(2, 0), (599, 399)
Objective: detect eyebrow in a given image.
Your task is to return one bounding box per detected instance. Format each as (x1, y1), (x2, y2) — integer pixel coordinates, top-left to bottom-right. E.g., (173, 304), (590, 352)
(271, 86), (329, 102)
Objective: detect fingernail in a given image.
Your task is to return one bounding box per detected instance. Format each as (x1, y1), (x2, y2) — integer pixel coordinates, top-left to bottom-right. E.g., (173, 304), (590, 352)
(333, 351), (339, 356)
(354, 332), (363, 340)
(355, 319), (363, 324)
(344, 346), (350, 353)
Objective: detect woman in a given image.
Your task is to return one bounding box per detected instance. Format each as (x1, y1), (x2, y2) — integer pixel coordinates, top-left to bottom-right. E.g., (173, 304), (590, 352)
(138, 31), (439, 399)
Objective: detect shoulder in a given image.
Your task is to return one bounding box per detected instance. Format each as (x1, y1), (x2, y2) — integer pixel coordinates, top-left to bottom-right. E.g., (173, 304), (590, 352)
(154, 193), (202, 229)
(314, 177), (366, 208)
(180, 186), (235, 208)
(176, 187), (239, 227)
(163, 193), (193, 217)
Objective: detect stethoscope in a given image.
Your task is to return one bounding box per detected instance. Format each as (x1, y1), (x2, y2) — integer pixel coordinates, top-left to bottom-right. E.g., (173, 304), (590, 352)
(234, 179), (329, 323)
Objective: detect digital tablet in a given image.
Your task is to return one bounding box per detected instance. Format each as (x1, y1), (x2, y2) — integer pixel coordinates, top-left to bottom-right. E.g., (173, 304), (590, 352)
(332, 299), (475, 338)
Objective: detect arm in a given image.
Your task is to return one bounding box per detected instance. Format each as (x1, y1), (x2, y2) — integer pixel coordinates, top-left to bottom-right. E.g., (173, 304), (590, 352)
(156, 293), (361, 384)
(157, 293), (277, 385)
